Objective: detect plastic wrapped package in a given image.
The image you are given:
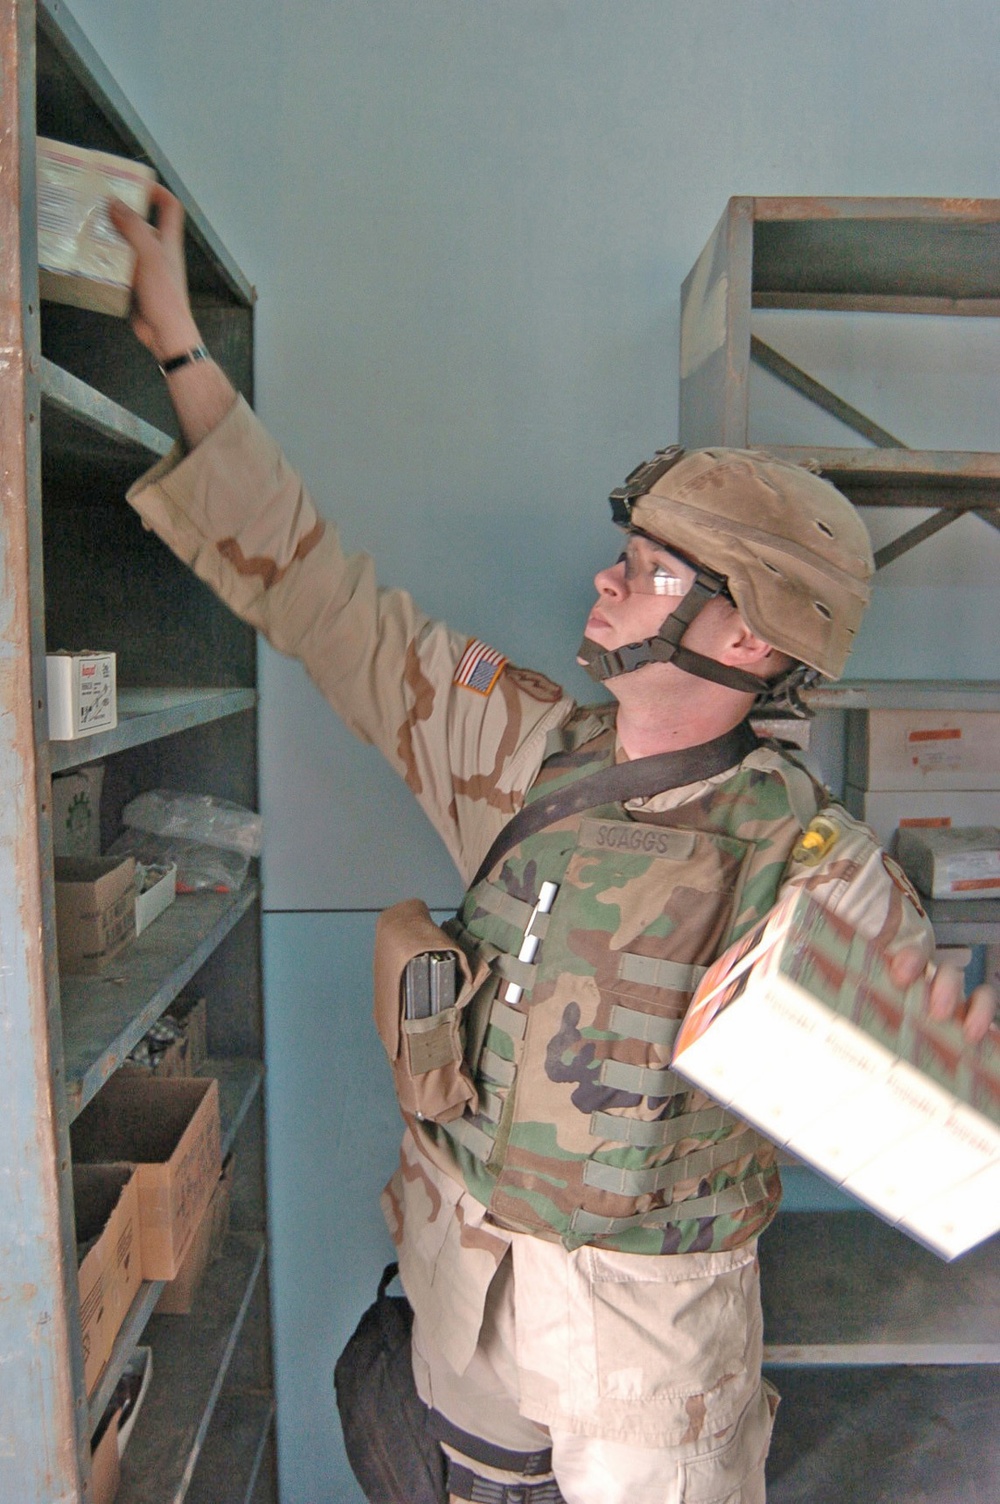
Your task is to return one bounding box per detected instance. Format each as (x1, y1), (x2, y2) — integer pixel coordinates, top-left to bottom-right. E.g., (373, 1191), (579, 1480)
(122, 790), (262, 858)
(107, 829), (250, 894)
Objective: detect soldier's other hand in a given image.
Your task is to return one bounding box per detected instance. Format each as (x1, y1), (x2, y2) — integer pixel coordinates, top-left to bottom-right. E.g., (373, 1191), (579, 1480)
(888, 945), (996, 1044)
(108, 185), (202, 366)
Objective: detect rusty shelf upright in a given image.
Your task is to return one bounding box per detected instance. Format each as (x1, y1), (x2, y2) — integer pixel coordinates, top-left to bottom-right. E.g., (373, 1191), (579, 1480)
(0, 2), (276, 1500)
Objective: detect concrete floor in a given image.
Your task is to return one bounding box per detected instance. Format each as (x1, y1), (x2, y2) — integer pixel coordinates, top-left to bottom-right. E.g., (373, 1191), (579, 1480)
(760, 1213), (999, 1502)
(766, 1367), (1000, 1503)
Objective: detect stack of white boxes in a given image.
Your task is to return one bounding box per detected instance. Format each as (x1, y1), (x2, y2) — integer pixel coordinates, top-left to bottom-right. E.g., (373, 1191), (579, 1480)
(845, 705), (1000, 972)
(845, 706), (1000, 854)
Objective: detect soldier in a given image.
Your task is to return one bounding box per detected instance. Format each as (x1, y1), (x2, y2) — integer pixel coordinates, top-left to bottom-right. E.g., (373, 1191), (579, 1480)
(113, 189), (994, 1504)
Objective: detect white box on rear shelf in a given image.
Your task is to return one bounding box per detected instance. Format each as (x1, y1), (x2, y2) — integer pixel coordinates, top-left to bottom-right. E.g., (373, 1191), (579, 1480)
(896, 826), (1000, 901)
(844, 786), (1000, 850)
(846, 709), (1000, 792)
(672, 888), (1000, 1260)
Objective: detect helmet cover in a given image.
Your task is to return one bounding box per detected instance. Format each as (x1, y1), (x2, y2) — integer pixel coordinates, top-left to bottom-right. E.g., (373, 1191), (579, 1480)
(624, 448), (874, 679)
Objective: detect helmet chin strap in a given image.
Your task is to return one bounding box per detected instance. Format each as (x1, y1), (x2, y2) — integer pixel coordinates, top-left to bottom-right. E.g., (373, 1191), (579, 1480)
(577, 566), (772, 696)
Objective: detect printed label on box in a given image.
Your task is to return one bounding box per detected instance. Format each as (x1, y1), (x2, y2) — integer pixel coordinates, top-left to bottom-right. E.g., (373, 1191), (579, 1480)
(78, 658), (115, 730)
(908, 726), (963, 775)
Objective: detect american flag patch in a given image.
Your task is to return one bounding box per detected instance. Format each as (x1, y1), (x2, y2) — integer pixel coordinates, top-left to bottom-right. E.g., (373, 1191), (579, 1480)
(453, 638), (507, 696)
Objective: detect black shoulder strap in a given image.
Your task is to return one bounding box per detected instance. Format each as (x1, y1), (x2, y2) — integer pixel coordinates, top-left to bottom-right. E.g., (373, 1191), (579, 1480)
(470, 719), (757, 890)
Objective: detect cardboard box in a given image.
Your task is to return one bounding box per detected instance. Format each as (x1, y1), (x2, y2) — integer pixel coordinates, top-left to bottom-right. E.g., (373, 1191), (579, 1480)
(37, 138), (156, 317)
(134, 862), (177, 935)
(844, 785), (1000, 850)
(55, 856), (136, 974)
(125, 994), (208, 1077)
(52, 763), (105, 859)
(154, 1152), (233, 1314)
(170, 993), (208, 1072)
(90, 1406), (120, 1504)
(846, 709), (1000, 792)
(896, 826), (1000, 901)
(46, 651), (117, 740)
(74, 1165), (142, 1398)
(673, 888), (1000, 1260)
(71, 1074), (221, 1280)
(124, 1013), (190, 1077)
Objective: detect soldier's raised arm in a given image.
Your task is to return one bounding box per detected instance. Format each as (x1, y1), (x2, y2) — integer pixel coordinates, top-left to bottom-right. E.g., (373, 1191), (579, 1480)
(109, 187), (575, 880)
(110, 186), (237, 449)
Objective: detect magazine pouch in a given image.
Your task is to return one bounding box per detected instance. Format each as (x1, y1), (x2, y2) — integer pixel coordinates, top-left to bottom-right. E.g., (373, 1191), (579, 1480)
(374, 899), (482, 1124)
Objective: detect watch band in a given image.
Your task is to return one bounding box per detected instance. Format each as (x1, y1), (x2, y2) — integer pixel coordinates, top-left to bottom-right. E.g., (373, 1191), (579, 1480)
(158, 343), (209, 375)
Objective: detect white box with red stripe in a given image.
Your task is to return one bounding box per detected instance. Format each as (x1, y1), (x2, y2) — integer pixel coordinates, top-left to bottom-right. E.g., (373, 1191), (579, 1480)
(846, 709), (1000, 793)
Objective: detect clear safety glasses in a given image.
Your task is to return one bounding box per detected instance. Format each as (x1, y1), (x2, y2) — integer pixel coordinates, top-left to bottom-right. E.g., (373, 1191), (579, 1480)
(616, 537), (690, 597)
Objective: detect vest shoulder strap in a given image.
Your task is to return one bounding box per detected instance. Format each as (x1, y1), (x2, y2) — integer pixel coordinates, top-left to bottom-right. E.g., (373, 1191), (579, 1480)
(469, 720), (758, 889)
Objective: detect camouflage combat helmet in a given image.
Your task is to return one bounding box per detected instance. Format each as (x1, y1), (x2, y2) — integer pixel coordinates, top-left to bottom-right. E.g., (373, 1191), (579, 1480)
(578, 445), (874, 706)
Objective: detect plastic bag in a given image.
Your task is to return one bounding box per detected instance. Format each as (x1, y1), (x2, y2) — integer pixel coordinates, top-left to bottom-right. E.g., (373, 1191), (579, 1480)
(107, 828), (250, 894)
(122, 789), (262, 858)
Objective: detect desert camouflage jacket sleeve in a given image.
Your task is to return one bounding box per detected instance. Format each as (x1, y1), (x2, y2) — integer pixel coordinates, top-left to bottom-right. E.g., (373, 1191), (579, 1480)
(127, 396), (575, 882)
(780, 799), (935, 958)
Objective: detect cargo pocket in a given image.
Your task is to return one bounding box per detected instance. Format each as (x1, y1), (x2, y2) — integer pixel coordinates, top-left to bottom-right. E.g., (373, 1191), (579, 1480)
(679, 1380), (778, 1504)
(587, 1244), (755, 1407)
(373, 898), (485, 1124)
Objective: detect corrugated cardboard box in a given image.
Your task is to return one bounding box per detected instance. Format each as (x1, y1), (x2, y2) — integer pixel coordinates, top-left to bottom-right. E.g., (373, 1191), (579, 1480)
(55, 856), (136, 973)
(46, 651), (117, 740)
(71, 1074), (221, 1280)
(171, 993), (208, 1072)
(89, 1406), (120, 1504)
(74, 1165), (142, 1398)
(896, 826), (1000, 900)
(37, 138), (155, 317)
(846, 709), (1000, 792)
(52, 763), (105, 858)
(673, 888), (1000, 1260)
(124, 994), (208, 1077)
(844, 785), (1000, 851)
(154, 1152), (233, 1314)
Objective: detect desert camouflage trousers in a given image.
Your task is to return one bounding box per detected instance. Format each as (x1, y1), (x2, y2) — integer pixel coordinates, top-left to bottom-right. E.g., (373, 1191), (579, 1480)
(385, 1132), (779, 1503)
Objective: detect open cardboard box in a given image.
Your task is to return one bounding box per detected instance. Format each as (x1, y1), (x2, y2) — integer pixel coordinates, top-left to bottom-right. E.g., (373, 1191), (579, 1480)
(155, 1152), (234, 1315)
(71, 1074), (221, 1280)
(124, 995), (208, 1078)
(55, 856), (136, 974)
(74, 1165), (142, 1397)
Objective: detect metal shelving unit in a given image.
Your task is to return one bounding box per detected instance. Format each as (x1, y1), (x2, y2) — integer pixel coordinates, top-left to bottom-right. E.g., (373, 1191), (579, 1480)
(679, 196), (1000, 1500)
(61, 885), (261, 1117)
(0, 1), (276, 1499)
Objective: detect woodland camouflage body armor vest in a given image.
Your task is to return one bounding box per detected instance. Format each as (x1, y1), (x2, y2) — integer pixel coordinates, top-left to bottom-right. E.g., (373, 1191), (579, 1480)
(418, 711), (824, 1256)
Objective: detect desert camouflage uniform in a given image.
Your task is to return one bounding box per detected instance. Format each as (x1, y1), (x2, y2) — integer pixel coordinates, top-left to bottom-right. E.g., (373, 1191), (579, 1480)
(129, 396), (934, 1496)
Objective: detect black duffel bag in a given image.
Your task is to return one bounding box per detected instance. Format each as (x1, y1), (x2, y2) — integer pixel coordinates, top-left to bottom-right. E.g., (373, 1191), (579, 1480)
(334, 1262), (448, 1504)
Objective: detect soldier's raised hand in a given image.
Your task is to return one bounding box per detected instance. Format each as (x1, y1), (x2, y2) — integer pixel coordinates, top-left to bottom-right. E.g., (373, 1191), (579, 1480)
(109, 184), (202, 366)
(889, 945), (996, 1044)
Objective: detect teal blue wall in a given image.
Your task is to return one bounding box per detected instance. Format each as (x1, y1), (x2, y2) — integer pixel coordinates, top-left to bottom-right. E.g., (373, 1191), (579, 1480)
(64, 4), (1000, 1499)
